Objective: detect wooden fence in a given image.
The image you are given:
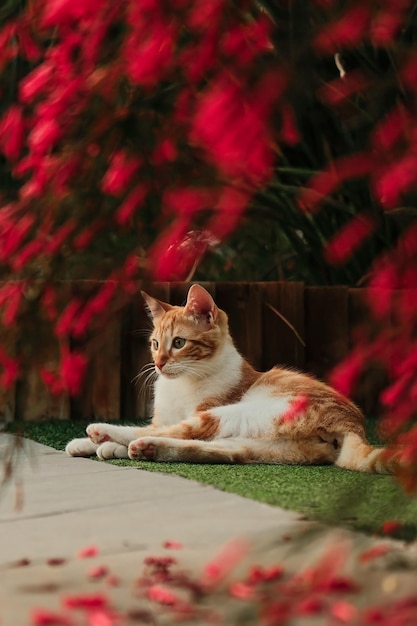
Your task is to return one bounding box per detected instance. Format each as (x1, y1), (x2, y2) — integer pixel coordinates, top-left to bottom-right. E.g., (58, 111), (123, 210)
(0, 282), (384, 424)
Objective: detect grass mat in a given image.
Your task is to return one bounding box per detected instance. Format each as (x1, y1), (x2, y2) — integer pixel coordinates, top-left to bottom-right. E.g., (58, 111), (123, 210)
(10, 420), (417, 541)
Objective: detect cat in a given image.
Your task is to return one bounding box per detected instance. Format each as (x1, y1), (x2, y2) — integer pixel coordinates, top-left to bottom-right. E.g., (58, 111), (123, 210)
(66, 283), (396, 473)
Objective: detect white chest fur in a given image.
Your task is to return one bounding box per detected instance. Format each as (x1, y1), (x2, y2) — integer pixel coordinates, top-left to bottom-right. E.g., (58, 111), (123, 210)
(153, 341), (243, 425)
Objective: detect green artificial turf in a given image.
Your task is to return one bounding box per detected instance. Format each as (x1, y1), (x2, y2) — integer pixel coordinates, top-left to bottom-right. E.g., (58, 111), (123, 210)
(9, 420), (417, 541)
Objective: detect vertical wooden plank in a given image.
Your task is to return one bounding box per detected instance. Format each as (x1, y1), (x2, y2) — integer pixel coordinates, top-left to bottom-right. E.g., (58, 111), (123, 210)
(69, 280), (122, 421)
(0, 326), (16, 426)
(16, 368), (70, 422)
(349, 288), (387, 413)
(305, 286), (349, 380)
(169, 282), (190, 306)
(261, 282), (281, 371)
(169, 281), (217, 306)
(244, 283), (263, 370)
(215, 283), (249, 360)
(90, 317), (122, 421)
(261, 282), (305, 371)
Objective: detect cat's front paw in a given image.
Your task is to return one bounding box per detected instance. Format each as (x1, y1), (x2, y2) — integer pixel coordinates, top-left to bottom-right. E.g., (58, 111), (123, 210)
(128, 438), (157, 461)
(97, 442), (129, 460)
(86, 423), (112, 444)
(66, 438), (98, 457)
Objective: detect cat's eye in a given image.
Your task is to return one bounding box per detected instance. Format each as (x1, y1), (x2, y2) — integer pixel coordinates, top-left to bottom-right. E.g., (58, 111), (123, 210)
(172, 337), (186, 350)
(151, 338), (159, 350)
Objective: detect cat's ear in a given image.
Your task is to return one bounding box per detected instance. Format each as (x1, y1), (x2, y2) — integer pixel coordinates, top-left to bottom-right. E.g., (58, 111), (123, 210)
(141, 291), (173, 324)
(185, 284), (218, 327)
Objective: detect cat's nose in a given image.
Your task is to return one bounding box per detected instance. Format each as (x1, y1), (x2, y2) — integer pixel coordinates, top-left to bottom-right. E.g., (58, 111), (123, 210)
(155, 359), (167, 371)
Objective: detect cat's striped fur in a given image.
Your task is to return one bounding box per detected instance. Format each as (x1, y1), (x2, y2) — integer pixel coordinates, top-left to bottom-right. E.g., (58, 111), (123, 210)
(66, 284), (396, 473)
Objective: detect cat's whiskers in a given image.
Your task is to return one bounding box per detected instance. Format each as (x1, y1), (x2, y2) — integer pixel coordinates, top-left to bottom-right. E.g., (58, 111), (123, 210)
(132, 363), (155, 386)
(171, 359), (217, 380)
(140, 370), (158, 399)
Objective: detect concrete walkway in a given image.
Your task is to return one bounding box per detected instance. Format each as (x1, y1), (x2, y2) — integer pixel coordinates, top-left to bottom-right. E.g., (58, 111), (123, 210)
(1, 434), (417, 625)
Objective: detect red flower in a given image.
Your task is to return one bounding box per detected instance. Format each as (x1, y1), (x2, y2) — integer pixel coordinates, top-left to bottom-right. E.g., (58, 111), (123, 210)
(0, 346), (19, 388)
(20, 62), (54, 103)
(15, 17), (41, 61)
(0, 212), (35, 260)
(30, 609), (73, 626)
(60, 348), (88, 395)
(229, 581), (255, 600)
(191, 76), (275, 184)
(28, 118), (62, 155)
(210, 186), (251, 239)
(246, 565), (284, 584)
(0, 282), (23, 326)
(330, 600), (357, 623)
(373, 154), (417, 209)
(88, 565), (109, 580)
(151, 226), (218, 281)
(40, 368), (65, 396)
(222, 16), (272, 65)
(319, 70), (369, 106)
(280, 104), (300, 146)
(371, 3), (411, 45)
(46, 221), (76, 255)
(0, 105), (25, 160)
(124, 20), (175, 87)
(325, 214), (375, 265)
(87, 610), (120, 626)
(299, 153), (372, 213)
(147, 583), (179, 606)
(187, 0), (224, 30)
(41, 0), (98, 28)
(153, 138), (178, 164)
(381, 520), (402, 535)
(181, 31), (219, 83)
(296, 596), (324, 616)
(102, 151), (142, 196)
(116, 185), (148, 226)
(77, 546), (99, 559)
(358, 544), (390, 563)
(314, 5), (372, 53)
(201, 538), (248, 589)
(372, 105), (409, 152)
(62, 593), (108, 609)
(163, 187), (212, 218)
(11, 240), (45, 271)
(329, 349), (364, 397)
(163, 541), (183, 549)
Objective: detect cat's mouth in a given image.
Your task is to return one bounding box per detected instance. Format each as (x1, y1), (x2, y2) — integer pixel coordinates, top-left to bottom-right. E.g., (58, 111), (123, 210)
(156, 367), (181, 379)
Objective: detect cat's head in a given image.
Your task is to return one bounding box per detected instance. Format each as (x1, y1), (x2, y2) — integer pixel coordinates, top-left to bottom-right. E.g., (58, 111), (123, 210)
(142, 284), (229, 379)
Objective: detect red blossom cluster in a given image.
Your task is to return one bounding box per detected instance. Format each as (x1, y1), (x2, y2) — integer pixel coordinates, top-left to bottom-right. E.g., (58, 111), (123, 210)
(297, 4), (417, 489)
(0, 0), (284, 393)
(27, 538), (417, 625)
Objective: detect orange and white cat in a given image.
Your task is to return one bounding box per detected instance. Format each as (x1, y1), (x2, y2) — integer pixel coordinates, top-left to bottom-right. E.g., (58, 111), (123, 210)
(66, 284), (394, 473)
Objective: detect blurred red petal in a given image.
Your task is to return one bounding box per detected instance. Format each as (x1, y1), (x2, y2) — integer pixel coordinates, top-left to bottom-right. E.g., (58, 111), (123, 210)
(358, 544), (390, 563)
(77, 546), (99, 559)
(314, 5), (371, 53)
(201, 538), (249, 589)
(62, 593), (108, 609)
(30, 609), (73, 626)
(325, 214), (375, 265)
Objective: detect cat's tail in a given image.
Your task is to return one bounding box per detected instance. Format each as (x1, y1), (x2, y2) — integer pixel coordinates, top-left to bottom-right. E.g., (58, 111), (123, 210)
(335, 433), (399, 474)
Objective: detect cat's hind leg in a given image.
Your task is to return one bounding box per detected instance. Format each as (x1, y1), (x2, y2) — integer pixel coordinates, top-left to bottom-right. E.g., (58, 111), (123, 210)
(128, 435), (339, 465)
(129, 437), (259, 463)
